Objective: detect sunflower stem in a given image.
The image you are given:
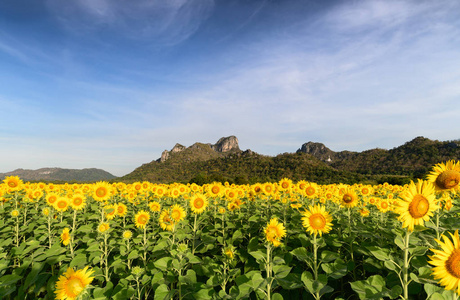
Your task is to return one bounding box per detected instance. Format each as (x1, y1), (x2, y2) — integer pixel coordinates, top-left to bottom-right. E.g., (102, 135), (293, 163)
(266, 244), (272, 300)
(192, 214), (197, 255)
(402, 230), (411, 300)
(313, 234), (321, 300)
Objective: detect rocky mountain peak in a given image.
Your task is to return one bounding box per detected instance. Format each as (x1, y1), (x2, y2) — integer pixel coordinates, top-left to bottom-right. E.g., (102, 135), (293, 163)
(158, 136), (241, 162)
(211, 136), (240, 153)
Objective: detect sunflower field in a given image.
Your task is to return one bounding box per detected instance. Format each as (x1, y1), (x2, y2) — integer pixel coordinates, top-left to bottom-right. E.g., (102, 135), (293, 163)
(0, 161), (460, 300)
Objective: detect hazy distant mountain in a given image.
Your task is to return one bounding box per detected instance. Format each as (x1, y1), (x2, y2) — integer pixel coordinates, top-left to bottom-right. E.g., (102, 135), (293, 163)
(0, 168), (116, 182)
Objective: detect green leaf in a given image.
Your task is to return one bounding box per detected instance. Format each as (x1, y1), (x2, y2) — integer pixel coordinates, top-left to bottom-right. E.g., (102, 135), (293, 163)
(70, 253), (87, 269)
(193, 287), (216, 300)
(291, 247), (310, 263)
(0, 274), (23, 286)
(394, 235), (405, 250)
(249, 250), (266, 262)
(154, 284), (174, 300)
(367, 246), (391, 261)
(154, 257), (173, 271)
(321, 259), (348, 279)
(23, 262), (45, 290)
(320, 250), (339, 262)
(127, 250), (139, 260)
(272, 293), (284, 300)
(273, 265), (291, 279)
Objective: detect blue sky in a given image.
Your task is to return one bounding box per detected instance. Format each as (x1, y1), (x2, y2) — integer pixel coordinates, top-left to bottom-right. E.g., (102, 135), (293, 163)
(1, 0), (459, 177)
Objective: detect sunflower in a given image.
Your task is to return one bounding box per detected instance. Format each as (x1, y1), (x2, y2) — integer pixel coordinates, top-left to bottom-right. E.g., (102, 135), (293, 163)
(304, 182), (319, 198)
(122, 230), (132, 240)
(11, 209), (19, 217)
(70, 194), (86, 210)
(428, 230), (460, 295)
(301, 205), (333, 237)
(159, 209), (175, 231)
(45, 192), (58, 206)
(223, 246), (236, 260)
(359, 208), (370, 217)
(134, 210), (150, 229)
(378, 199), (392, 213)
(427, 160), (460, 193)
(55, 266), (94, 300)
(278, 178), (293, 192)
(61, 228), (71, 246)
(207, 182), (225, 198)
(262, 182), (275, 196)
(340, 187), (359, 208)
(394, 180), (438, 232)
(190, 193), (208, 214)
(97, 222), (110, 234)
(42, 207), (50, 217)
(104, 204), (117, 220)
(170, 204), (186, 222)
(117, 203), (128, 217)
(264, 218), (286, 247)
(54, 197), (70, 212)
(92, 182), (112, 202)
(3, 176), (23, 191)
(148, 201), (161, 213)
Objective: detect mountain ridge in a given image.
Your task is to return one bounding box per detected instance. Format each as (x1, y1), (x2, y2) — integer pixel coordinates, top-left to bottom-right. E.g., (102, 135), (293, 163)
(0, 167), (116, 182)
(121, 135), (460, 185)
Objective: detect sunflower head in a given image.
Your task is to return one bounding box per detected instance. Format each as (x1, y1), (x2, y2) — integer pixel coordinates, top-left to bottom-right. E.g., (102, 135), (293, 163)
(427, 160), (460, 192)
(301, 205), (333, 236)
(61, 228), (71, 246)
(394, 180), (438, 232)
(159, 209), (175, 231)
(264, 218), (286, 247)
(54, 197), (70, 212)
(134, 210), (150, 229)
(148, 201), (161, 213)
(123, 230), (133, 240)
(97, 222), (110, 234)
(170, 204), (186, 222)
(429, 230), (460, 295)
(190, 193), (208, 214)
(3, 176), (23, 191)
(55, 266), (94, 300)
(340, 187), (359, 208)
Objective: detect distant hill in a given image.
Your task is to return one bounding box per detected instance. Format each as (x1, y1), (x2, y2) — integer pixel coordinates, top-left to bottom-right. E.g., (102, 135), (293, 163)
(121, 136), (459, 185)
(0, 168), (117, 182)
(298, 136), (460, 178)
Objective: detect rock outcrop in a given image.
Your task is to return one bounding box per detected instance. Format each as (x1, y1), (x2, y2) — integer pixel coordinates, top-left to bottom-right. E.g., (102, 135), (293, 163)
(158, 136), (241, 162)
(211, 136), (240, 153)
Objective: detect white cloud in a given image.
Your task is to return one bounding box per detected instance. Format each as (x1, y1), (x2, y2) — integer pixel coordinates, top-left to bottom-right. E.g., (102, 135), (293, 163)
(46, 0), (215, 45)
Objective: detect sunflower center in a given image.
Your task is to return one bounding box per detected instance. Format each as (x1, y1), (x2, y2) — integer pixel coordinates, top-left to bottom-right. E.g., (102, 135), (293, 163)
(381, 201), (389, 209)
(172, 211), (180, 220)
(282, 182), (289, 189)
(96, 188), (107, 197)
(343, 194), (353, 203)
(58, 201), (67, 209)
(138, 215), (148, 224)
(309, 213), (326, 230)
(445, 249), (460, 278)
(408, 194), (429, 218)
(66, 277), (84, 297)
(73, 198), (82, 205)
(306, 187), (315, 196)
(212, 186), (220, 194)
(8, 182), (17, 188)
(49, 196), (57, 204)
(194, 198), (204, 209)
(436, 170), (460, 190)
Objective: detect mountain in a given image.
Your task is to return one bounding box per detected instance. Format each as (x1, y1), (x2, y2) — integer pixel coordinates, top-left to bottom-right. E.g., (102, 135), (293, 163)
(0, 168), (117, 182)
(298, 136), (460, 178)
(121, 135), (459, 185)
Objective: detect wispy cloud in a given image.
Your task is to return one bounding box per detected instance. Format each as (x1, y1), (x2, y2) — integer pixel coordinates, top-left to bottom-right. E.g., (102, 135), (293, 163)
(46, 0), (215, 45)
